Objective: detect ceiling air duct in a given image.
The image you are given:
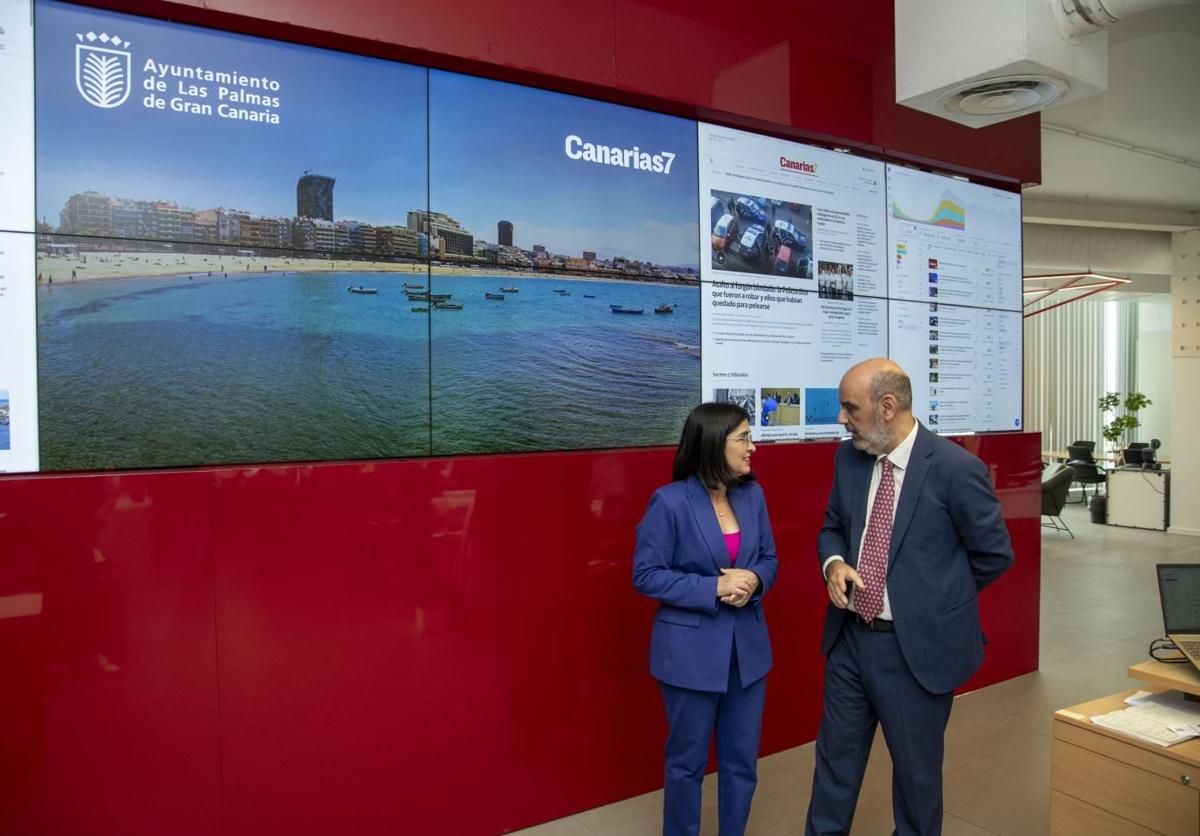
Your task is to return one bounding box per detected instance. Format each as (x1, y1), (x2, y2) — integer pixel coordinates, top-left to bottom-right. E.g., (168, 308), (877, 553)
(895, 0), (1197, 128)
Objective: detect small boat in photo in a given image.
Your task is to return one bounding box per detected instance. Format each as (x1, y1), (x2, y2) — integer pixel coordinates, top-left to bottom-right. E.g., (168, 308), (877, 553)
(434, 302), (464, 310)
(348, 286), (378, 294)
(654, 304), (676, 314)
(411, 306), (429, 312)
(553, 288), (568, 294)
(484, 292), (506, 300)
(583, 294), (596, 298)
(500, 286), (519, 293)
(404, 282), (425, 289)
(611, 305), (644, 315)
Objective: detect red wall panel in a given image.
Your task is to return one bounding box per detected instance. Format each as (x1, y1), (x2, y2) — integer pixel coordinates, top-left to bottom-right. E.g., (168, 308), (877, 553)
(0, 434), (1040, 835)
(0, 472), (221, 836)
(4, 0), (1043, 832)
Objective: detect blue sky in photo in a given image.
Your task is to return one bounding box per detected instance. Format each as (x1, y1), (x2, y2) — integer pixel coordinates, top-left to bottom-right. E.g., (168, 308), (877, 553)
(35, 0), (427, 226)
(430, 70), (699, 268)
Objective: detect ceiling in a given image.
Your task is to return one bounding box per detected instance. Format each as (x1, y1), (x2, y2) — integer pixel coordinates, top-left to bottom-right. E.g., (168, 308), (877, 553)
(1023, 2), (1200, 231)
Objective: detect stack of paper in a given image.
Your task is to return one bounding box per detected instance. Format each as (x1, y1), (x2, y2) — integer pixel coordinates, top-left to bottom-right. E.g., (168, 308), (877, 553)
(1090, 691), (1200, 747)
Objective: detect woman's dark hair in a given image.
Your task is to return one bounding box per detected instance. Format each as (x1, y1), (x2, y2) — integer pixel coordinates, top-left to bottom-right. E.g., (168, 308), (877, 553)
(672, 402), (754, 488)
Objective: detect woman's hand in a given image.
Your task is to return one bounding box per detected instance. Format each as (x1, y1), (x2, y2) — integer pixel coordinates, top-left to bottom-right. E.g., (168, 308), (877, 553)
(717, 568), (760, 607)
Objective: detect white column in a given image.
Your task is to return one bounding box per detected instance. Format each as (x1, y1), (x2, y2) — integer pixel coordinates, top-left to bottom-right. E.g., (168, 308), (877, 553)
(1170, 228), (1200, 536)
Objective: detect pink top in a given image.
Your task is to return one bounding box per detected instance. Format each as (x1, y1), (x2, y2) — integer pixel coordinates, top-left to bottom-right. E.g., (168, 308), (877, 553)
(723, 531), (741, 565)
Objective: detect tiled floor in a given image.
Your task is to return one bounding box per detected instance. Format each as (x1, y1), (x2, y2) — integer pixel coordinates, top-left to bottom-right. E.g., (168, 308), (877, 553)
(514, 500), (1200, 835)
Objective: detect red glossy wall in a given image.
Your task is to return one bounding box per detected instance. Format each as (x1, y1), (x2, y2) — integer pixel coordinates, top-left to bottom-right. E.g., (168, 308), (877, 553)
(0, 434), (1040, 836)
(1, 1), (1042, 833)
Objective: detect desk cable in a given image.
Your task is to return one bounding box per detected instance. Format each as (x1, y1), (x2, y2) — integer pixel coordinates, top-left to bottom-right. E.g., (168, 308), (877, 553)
(1150, 637), (1188, 663)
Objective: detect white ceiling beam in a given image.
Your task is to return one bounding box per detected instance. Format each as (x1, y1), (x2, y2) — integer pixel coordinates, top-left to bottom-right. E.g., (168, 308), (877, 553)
(1023, 196), (1200, 230)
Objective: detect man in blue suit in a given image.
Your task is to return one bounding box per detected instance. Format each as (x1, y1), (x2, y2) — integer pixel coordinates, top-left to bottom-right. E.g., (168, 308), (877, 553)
(804, 359), (1014, 836)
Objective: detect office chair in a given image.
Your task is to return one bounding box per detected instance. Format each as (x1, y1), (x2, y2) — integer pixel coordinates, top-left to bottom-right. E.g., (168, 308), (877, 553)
(1070, 440), (1096, 452)
(1066, 444), (1096, 465)
(1041, 465), (1074, 538)
(1065, 460), (1107, 503)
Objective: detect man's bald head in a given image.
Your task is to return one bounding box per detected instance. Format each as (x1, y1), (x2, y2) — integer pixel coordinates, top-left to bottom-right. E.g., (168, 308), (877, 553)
(838, 358), (915, 455)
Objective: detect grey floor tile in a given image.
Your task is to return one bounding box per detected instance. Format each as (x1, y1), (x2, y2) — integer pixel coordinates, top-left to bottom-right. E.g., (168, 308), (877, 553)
(511, 815), (596, 836)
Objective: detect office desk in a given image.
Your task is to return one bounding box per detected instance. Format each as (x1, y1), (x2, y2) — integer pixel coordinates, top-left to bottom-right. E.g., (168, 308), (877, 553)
(1107, 468), (1171, 531)
(1042, 450), (1171, 465)
(1051, 662), (1200, 834)
(1128, 660), (1200, 695)
(1044, 449), (1118, 463)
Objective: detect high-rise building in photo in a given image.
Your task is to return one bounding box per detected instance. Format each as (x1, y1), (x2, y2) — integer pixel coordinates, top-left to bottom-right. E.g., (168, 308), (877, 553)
(296, 173), (335, 221)
(497, 220), (513, 246)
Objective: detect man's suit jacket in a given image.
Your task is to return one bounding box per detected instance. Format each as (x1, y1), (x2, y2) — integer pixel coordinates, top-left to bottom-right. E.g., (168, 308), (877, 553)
(818, 424), (1014, 694)
(633, 475), (779, 692)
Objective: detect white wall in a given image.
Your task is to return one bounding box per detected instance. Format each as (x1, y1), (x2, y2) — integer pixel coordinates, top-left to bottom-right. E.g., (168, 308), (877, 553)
(1137, 299), (1173, 447)
(1170, 229), (1200, 536)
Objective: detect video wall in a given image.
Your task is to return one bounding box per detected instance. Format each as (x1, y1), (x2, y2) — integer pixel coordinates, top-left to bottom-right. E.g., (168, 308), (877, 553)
(0, 0), (1022, 474)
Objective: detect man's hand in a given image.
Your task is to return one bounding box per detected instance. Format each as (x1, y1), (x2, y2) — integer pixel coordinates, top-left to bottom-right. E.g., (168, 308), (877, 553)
(718, 568), (760, 607)
(825, 559), (862, 609)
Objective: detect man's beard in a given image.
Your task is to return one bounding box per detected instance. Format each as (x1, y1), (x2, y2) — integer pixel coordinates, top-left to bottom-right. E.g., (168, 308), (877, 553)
(851, 422), (891, 456)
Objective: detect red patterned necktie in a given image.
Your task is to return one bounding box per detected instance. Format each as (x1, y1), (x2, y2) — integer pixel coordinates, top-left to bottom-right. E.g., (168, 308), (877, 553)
(856, 457), (895, 623)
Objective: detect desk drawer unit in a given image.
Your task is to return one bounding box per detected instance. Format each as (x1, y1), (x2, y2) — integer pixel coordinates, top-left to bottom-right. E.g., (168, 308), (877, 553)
(1052, 720), (1199, 835)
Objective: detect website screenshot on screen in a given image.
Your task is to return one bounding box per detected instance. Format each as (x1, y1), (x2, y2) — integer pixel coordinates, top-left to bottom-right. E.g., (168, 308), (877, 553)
(0, 0), (37, 473)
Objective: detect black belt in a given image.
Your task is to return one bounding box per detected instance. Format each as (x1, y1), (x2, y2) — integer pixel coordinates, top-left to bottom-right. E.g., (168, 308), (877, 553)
(854, 615), (895, 632)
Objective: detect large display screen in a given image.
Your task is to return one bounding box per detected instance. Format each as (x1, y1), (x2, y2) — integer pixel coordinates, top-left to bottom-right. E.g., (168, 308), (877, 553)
(0, 0), (1025, 474)
(33, 0), (430, 471)
(698, 123), (888, 441)
(0, 0), (37, 474)
(0, 0), (35, 234)
(889, 300), (1022, 433)
(886, 164), (1022, 311)
(427, 71), (700, 455)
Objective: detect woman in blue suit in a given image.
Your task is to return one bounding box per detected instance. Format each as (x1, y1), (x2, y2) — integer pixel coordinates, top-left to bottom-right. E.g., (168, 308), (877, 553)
(633, 402), (779, 836)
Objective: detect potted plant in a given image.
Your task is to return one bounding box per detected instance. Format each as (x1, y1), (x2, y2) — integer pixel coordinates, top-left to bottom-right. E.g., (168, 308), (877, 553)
(1099, 391), (1152, 454)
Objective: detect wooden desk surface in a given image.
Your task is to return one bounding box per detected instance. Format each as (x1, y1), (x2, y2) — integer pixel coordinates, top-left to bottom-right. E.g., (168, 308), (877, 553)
(1128, 659), (1200, 697)
(1055, 688), (1200, 769)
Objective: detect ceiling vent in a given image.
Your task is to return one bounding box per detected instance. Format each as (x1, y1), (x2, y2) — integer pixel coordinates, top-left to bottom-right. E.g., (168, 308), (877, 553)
(895, 0), (1105, 128)
(896, 0), (1195, 128)
(940, 76), (1071, 118)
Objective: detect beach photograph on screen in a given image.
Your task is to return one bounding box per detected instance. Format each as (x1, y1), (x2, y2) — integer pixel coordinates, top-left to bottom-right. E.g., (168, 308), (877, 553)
(33, 0), (429, 470)
(426, 70), (701, 454)
(708, 190), (813, 281)
(0, 390), (10, 451)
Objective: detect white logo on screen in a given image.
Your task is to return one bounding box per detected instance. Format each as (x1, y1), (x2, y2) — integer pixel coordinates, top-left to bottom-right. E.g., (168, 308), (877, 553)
(75, 32), (132, 109)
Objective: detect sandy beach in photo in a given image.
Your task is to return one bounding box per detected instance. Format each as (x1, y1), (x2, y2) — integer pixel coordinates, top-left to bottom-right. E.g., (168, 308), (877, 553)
(35, 251), (695, 287)
(36, 251), (427, 283)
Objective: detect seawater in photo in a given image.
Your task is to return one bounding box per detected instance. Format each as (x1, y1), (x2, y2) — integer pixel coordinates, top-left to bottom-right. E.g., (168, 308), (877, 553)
(37, 270), (431, 470)
(429, 274), (700, 454)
